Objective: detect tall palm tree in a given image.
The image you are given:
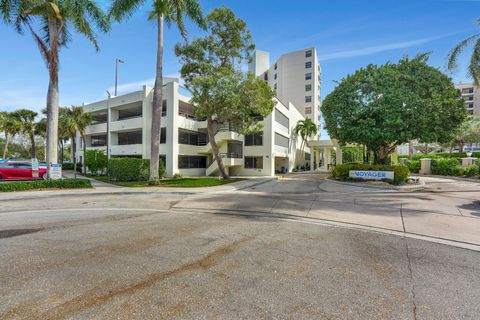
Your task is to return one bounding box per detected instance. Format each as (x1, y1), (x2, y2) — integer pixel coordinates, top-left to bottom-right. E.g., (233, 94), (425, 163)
(109, 0), (205, 183)
(447, 19), (480, 84)
(0, 111), (21, 159)
(12, 109), (38, 158)
(63, 106), (92, 174)
(294, 118), (318, 163)
(1, 0), (109, 175)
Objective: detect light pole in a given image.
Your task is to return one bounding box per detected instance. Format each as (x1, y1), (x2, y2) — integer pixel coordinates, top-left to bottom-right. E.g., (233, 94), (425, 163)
(106, 90), (111, 180)
(115, 58), (124, 96)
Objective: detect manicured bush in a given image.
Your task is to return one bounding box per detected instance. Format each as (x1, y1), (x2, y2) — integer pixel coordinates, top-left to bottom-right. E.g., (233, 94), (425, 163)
(332, 164), (410, 184)
(405, 160), (420, 174)
(398, 152), (480, 161)
(109, 158), (165, 181)
(62, 162), (74, 170)
(431, 158), (479, 177)
(0, 179), (92, 192)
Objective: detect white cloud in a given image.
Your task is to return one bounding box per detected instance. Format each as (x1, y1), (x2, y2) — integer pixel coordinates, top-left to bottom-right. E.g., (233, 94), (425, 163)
(317, 33), (457, 61)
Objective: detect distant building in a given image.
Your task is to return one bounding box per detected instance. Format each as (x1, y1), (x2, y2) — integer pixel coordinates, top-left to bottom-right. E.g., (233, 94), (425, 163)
(455, 83), (480, 116)
(249, 48), (322, 135)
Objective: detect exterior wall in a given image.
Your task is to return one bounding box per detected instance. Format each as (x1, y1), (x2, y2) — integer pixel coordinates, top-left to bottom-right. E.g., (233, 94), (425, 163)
(455, 83), (480, 116)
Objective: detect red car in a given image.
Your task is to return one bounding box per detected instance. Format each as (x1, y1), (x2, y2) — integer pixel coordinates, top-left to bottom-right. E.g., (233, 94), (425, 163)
(0, 162), (48, 180)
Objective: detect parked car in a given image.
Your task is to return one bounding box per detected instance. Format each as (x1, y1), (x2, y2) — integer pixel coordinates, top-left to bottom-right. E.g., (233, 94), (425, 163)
(0, 161), (48, 180)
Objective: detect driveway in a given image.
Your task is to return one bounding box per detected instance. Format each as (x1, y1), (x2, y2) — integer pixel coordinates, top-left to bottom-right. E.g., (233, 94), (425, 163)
(0, 174), (479, 319)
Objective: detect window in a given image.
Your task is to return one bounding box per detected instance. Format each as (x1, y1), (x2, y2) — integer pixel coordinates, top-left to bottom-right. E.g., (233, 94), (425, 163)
(305, 50), (312, 58)
(275, 133), (289, 148)
(274, 83), (277, 90)
(274, 73), (277, 80)
(159, 154), (166, 167)
(467, 96), (474, 101)
(245, 132), (263, 146)
(178, 156), (207, 169)
(245, 156), (263, 169)
(305, 107), (312, 114)
(305, 84), (312, 92)
(462, 88), (474, 94)
(162, 100), (167, 117)
(160, 127), (166, 144)
(275, 109), (289, 129)
(91, 135), (107, 147)
(305, 152), (311, 161)
(468, 102), (474, 109)
(305, 72), (312, 80)
(178, 129), (207, 146)
(118, 105), (142, 120)
(118, 131), (142, 145)
(263, 72), (268, 81)
(227, 142), (243, 158)
(274, 63), (277, 70)
(305, 61), (312, 68)
(305, 96), (312, 103)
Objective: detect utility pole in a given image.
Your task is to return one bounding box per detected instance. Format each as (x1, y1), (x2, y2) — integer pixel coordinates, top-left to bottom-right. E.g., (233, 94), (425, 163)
(115, 58), (124, 96)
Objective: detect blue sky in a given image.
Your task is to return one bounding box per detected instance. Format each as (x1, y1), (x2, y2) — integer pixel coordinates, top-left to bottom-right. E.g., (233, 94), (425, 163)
(0, 0), (479, 114)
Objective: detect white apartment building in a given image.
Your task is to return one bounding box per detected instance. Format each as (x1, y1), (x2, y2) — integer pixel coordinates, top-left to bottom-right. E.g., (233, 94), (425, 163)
(76, 79), (311, 177)
(249, 48), (322, 133)
(455, 83), (480, 116)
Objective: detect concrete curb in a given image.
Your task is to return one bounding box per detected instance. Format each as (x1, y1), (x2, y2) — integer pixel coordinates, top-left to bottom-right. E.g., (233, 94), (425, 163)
(414, 174), (480, 184)
(325, 178), (427, 191)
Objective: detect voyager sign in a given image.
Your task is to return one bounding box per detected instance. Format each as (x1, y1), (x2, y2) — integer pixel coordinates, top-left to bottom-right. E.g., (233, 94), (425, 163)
(349, 170), (394, 181)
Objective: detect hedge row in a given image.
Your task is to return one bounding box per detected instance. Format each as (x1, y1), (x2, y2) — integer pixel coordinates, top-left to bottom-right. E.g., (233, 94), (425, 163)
(0, 179), (92, 192)
(399, 152), (480, 161)
(431, 158), (479, 177)
(332, 164), (410, 184)
(109, 158), (165, 181)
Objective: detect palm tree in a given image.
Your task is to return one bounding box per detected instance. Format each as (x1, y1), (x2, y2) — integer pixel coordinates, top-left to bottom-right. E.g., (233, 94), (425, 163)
(109, 0), (205, 183)
(294, 118), (318, 164)
(447, 19), (480, 84)
(0, 111), (21, 159)
(63, 106), (92, 174)
(12, 109), (38, 158)
(1, 0), (109, 174)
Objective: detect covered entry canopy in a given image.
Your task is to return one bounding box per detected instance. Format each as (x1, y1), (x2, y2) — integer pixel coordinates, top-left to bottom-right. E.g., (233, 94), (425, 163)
(306, 139), (342, 172)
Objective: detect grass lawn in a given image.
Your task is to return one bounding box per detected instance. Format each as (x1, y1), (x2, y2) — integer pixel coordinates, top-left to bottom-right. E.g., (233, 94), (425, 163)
(87, 175), (245, 188)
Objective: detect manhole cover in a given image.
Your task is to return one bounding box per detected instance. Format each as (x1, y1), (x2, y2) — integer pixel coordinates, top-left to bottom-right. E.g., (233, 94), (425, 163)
(0, 228), (43, 239)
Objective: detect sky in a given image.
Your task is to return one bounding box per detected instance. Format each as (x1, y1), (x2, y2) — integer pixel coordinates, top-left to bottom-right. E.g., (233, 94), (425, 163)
(1, 0), (480, 116)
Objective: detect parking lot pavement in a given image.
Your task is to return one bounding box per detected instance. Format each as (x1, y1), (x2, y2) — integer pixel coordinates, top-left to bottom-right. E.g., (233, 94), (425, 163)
(1, 202), (479, 319)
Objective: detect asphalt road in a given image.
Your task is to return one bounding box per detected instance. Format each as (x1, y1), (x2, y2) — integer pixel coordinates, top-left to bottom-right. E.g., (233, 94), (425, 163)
(1, 187), (480, 319)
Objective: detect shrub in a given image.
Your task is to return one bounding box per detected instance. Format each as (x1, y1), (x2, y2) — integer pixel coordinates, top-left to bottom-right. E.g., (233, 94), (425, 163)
(332, 164), (410, 184)
(0, 179), (92, 192)
(405, 160), (420, 174)
(62, 162), (74, 170)
(109, 158), (166, 181)
(85, 149), (107, 175)
(398, 152), (480, 161)
(431, 158), (462, 176)
(464, 165), (479, 177)
(342, 147), (364, 164)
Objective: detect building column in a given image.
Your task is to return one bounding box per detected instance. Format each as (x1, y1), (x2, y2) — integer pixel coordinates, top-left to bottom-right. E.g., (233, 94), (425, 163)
(310, 147), (314, 172)
(335, 147), (342, 165)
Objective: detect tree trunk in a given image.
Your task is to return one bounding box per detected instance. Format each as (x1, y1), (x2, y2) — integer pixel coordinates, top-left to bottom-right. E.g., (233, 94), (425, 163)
(373, 147), (390, 165)
(3, 132), (9, 159)
(408, 141), (414, 158)
(82, 134), (87, 174)
(207, 118), (229, 179)
(46, 16), (59, 176)
(30, 134), (36, 159)
(149, 15), (164, 183)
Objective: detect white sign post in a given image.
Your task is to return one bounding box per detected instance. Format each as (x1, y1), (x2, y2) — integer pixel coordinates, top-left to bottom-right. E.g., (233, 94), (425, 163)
(49, 163), (62, 180)
(349, 170), (394, 181)
(31, 158), (39, 178)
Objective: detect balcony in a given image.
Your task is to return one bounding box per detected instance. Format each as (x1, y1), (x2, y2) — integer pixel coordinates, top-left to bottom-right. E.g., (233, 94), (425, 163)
(110, 117), (143, 132)
(85, 123), (107, 135)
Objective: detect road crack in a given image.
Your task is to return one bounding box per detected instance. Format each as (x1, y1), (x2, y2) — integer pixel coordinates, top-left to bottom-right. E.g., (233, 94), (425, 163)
(405, 239), (418, 320)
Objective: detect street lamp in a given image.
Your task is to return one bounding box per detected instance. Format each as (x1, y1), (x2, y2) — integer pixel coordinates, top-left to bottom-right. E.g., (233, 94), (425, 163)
(106, 90), (112, 180)
(114, 58), (125, 96)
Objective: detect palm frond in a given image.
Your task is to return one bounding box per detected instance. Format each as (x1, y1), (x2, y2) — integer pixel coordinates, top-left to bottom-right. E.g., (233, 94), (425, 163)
(468, 38), (480, 85)
(109, 0), (145, 22)
(447, 33), (480, 71)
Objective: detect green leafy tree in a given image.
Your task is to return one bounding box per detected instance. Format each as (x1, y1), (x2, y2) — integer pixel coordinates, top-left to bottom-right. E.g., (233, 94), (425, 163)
(322, 55), (467, 164)
(0, 111), (21, 159)
(294, 118), (318, 161)
(109, 0), (205, 184)
(1, 0), (109, 172)
(85, 149), (107, 175)
(62, 106), (92, 173)
(11, 109), (38, 158)
(176, 7), (275, 178)
(447, 19), (480, 84)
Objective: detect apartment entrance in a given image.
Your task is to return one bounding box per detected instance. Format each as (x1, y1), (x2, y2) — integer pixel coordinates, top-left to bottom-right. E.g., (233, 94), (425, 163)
(275, 156), (289, 174)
